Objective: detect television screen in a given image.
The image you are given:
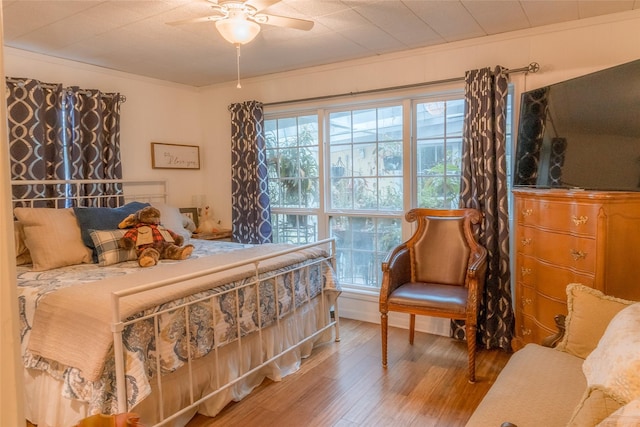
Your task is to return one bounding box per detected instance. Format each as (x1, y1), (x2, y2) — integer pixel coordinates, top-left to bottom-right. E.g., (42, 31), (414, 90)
(513, 59), (640, 191)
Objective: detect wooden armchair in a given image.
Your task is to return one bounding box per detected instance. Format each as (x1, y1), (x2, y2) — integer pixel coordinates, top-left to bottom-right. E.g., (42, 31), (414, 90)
(379, 208), (487, 383)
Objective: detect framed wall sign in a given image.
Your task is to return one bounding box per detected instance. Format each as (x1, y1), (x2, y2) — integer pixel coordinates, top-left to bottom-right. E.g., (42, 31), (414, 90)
(151, 142), (200, 169)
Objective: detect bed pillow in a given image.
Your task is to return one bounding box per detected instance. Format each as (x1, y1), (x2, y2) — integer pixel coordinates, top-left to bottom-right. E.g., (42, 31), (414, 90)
(89, 229), (137, 266)
(583, 303), (640, 405)
(14, 221), (32, 265)
(13, 207), (93, 271)
(556, 284), (636, 359)
(74, 202), (149, 262)
(150, 202), (192, 242)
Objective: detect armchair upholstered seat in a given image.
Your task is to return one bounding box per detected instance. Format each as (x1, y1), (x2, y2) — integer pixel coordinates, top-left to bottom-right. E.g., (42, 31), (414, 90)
(379, 208), (487, 383)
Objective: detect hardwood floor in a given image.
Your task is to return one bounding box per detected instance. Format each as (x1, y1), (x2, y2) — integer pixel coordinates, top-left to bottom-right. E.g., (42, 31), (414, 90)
(186, 318), (512, 427)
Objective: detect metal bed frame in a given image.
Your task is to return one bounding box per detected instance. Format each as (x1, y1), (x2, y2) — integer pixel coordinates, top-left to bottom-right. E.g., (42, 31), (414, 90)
(12, 179), (340, 426)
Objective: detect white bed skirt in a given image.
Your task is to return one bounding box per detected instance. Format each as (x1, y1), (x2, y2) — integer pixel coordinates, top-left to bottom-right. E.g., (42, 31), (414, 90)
(24, 295), (336, 427)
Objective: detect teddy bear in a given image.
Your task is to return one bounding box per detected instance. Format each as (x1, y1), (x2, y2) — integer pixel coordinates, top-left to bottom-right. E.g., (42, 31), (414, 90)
(196, 205), (220, 234)
(118, 206), (194, 267)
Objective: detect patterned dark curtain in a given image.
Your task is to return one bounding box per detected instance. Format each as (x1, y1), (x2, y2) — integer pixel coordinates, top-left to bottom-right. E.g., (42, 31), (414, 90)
(6, 78), (123, 207)
(229, 100), (272, 244)
(6, 78), (67, 206)
(67, 88), (124, 206)
(513, 87), (550, 186)
(455, 66), (514, 351)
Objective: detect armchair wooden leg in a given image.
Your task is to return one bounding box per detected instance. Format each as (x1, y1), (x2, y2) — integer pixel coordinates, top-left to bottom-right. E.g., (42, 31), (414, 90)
(409, 314), (415, 345)
(466, 322), (477, 383)
(381, 312), (388, 368)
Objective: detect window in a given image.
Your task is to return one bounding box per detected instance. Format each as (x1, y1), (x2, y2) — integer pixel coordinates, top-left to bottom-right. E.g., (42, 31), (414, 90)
(266, 89), (513, 290)
(265, 114), (320, 244)
(414, 99), (464, 208)
(327, 105), (403, 288)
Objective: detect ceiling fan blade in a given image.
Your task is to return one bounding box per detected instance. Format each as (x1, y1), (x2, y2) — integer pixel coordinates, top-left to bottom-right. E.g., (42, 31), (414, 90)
(167, 13), (225, 26)
(260, 13), (314, 31)
(245, 0), (281, 13)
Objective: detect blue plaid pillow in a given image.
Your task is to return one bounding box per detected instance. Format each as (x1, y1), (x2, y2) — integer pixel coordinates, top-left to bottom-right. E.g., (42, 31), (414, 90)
(89, 229), (137, 266)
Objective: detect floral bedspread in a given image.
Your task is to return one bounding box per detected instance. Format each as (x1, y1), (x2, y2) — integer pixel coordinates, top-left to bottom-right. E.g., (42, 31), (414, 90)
(17, 239), (339, 414)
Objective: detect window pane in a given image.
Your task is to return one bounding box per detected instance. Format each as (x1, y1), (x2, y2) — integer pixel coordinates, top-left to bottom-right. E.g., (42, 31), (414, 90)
(353, 177), (377, 210)
(446, 99), (465, 136)
(379, 177), (402, 210)
(352, 109), (376, 142)
(416, 102), (445, 138)
(378, 105), (403, 140)
(331, 177), (353, 209)
(330, 216), (401, 288)
(272, 213), (317, 244)
(329, 111), (351, 144)
(329, 105), (403, 212)
(415, 99), (463, 208)
(266, 115), (319, 209)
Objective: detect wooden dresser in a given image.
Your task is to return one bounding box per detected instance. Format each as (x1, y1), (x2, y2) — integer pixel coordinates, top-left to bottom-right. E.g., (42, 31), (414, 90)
(512, 189), (640, 348)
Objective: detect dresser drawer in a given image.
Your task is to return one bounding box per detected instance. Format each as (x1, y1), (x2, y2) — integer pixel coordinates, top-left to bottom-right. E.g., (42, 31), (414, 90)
(533, 293), (567, 332)
(516, 255), (595, 299)
(517, 198), (599, 236)
(517, 228), (597, 274)
(516, 283), (536, 316)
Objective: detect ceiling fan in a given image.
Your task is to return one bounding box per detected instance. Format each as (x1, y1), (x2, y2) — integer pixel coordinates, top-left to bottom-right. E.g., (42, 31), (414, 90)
(170, 0), (314, 45)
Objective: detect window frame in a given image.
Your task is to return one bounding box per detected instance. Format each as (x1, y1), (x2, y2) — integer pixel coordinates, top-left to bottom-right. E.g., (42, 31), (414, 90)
(264, 85), (514, 291)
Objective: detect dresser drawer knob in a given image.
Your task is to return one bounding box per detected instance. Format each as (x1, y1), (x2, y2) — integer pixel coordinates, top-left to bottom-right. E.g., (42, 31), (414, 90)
(571, 215), (589, 226)
(521, 297), (532, 307)
(521, 238), (532, 246)
(520, 267), (532, 277)
(522, 209), (533, 217)
(571, 249), (587, 260)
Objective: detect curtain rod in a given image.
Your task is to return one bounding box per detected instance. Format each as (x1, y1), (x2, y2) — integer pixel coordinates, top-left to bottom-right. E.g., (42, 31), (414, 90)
(264, 62), (540, 107)
(5, 77), (127, 103)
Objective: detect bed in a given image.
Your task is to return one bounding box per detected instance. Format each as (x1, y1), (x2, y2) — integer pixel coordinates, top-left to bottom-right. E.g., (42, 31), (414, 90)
(12, 179), (340, 427)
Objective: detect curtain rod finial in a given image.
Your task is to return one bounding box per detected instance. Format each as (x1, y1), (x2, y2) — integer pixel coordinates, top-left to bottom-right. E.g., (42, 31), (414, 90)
(527, 62), (540, 74)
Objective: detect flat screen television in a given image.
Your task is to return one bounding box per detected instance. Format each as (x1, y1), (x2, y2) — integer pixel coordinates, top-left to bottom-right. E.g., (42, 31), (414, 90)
(513, 59), (640, 191)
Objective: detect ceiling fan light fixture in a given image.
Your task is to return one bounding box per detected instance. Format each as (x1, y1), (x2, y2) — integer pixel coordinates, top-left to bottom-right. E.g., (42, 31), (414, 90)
(215, 17), (260, 45)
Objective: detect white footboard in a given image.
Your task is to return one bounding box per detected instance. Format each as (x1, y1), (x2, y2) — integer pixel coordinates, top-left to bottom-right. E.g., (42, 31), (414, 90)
(110, 239), (340, 426)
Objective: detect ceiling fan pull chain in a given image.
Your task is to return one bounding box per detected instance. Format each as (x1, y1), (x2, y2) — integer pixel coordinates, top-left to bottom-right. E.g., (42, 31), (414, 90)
(236, 44), (242, 89)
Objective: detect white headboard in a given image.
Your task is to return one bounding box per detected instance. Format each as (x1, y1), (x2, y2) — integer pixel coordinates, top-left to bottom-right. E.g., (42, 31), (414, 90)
(10, 179), (167, 208)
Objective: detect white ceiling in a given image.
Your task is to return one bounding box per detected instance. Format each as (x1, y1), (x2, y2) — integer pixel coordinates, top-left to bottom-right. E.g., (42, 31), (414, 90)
(3, 0), (639, 87)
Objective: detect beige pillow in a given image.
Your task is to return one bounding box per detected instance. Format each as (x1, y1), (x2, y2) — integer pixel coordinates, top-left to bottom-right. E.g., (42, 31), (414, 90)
(597, 398), (640, 426)
(583, 303), (640, 404)
(556, 284), (636, 359)
(568, 388), (624, 426)
(14, 221), (32, 265)
(14, 207), (93, 271)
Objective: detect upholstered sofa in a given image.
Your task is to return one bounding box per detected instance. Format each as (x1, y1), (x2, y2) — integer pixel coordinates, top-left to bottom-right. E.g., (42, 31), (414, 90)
(466, 284), (640, 427)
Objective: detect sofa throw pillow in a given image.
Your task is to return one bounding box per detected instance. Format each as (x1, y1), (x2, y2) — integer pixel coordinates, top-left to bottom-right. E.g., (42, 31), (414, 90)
(567, 388), (624, 427)
(89, 229), (137, 266)
(583, 303), (640, 405)
(13, 207), (93, 271)
(597, 398), (640, 426)
(74, 202), (150, 262)
(556, 284), (636, 359)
